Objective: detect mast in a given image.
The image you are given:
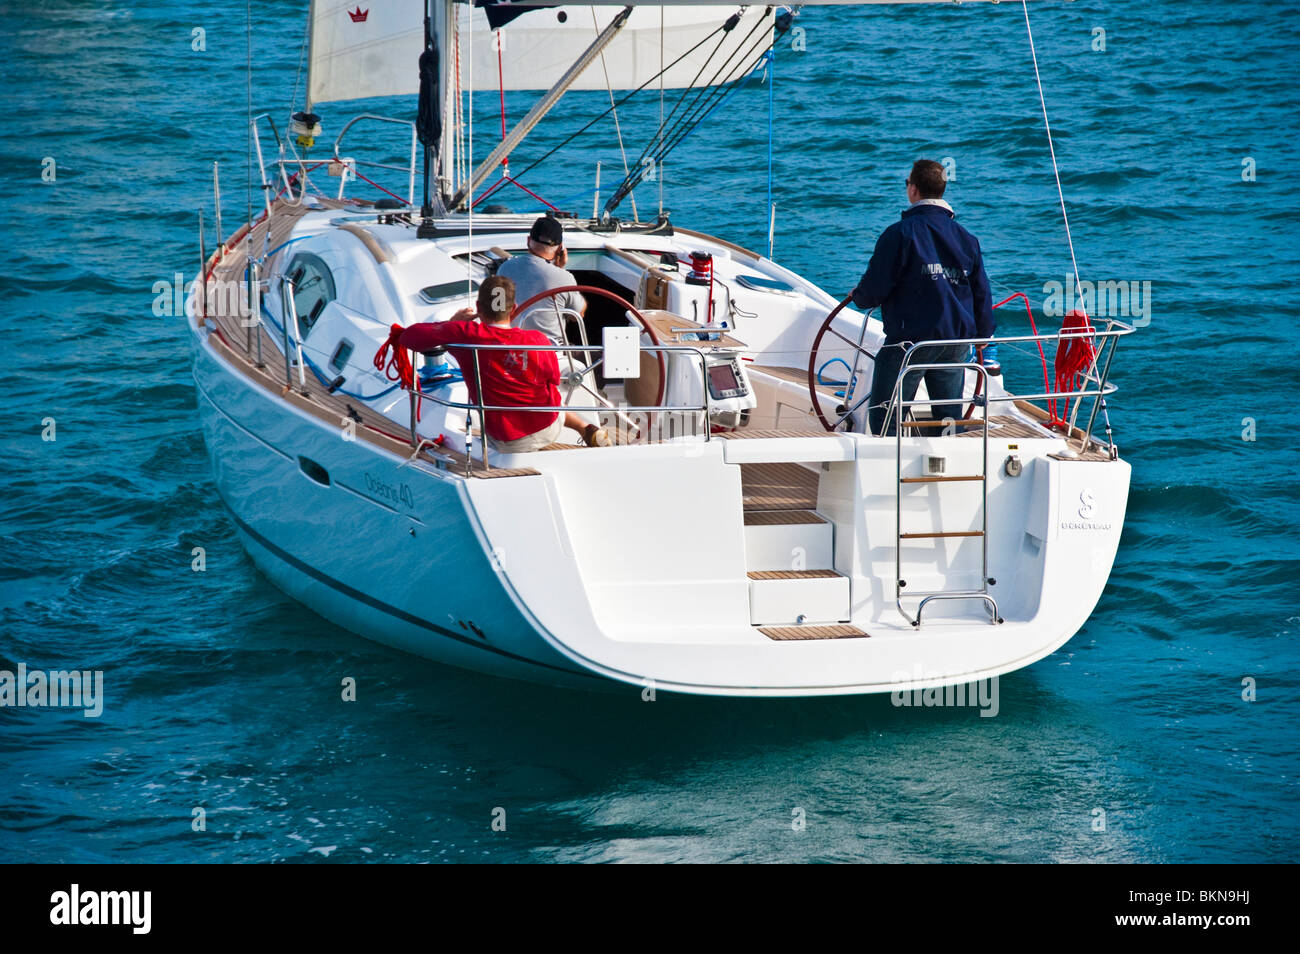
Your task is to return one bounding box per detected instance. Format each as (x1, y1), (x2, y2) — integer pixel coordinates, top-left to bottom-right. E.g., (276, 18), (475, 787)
(416, 0), (441, 237)
(438, 0), (458, 206)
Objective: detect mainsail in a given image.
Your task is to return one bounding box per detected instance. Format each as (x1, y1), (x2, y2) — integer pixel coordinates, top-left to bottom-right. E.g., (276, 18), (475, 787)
(308, 2), (772, 105)
(307, 1), (1012, 104)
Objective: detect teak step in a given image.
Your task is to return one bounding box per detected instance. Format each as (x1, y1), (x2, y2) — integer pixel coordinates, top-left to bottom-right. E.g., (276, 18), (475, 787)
(747, 570), (841, 580)
(758, 624), (869, 641)
(743, 510), (826, 526)
(747, 569), (850, 626)
(900, 475), (985, 483)
(899, 531), (985, 539)
(743, 510), (834, 572)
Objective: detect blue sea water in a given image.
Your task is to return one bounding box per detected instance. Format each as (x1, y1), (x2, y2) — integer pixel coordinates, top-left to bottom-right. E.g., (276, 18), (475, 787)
(1, 0), (1297, 863)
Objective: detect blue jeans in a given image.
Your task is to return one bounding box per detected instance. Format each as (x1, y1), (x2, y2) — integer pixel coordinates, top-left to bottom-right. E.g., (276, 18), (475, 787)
(868, 341), (970, 436)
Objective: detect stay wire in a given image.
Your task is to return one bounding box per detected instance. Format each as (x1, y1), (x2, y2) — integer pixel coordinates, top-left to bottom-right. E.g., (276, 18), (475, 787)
(607, 9), (773, 211)
(592, 8), (637, 221)
(504, 19), (733, 188)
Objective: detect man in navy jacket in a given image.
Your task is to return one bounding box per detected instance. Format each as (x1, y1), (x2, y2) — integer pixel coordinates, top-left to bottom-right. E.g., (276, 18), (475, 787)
(850, 159), (994, 435)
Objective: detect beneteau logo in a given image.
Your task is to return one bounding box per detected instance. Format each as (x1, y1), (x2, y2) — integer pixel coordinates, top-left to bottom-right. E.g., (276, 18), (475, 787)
(0, 664), (103, 717)
(1061, 488), (1112, 531)
(1078, 488), (1096, 520)
(50, 885), (150, 934)
(348, 6), (368, 22)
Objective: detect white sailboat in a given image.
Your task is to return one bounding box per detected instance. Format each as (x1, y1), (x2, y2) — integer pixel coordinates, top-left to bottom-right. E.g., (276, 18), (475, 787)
(187, 0), (1134, 696)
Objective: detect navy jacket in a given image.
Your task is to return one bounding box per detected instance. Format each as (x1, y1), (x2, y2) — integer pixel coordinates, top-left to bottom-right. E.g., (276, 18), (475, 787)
(851, 202), (994, 344)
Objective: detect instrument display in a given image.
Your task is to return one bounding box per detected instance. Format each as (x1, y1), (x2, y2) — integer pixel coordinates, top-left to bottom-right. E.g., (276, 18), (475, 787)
(707, 360), (748, 400)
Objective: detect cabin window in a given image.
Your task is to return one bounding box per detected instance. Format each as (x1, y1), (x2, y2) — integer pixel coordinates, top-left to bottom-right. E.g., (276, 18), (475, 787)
(285, 252), (336, 337)
(330, 338), (355, 373)
(420, 280), (479, 305)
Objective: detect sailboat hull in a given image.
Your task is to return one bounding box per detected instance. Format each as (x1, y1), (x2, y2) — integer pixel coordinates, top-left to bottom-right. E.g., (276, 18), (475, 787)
(190, 316), (1129, 698)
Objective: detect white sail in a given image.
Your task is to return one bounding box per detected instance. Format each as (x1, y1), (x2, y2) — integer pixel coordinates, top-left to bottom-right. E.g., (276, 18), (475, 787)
(457, 5), (773, 93)
(309, 2), (777, 104)
(308, 0), (427, 106)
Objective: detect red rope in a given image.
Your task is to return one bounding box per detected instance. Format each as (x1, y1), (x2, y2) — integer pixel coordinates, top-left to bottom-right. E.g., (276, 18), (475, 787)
(373, 323), (423, 421)
(990, 293), (1095, 430)
(1053, 309), (1097, 428)
(993, 292), (1056, 421)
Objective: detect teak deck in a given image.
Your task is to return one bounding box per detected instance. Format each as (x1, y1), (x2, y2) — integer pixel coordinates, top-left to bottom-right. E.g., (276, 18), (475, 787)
(199, 200), (536, 479)
(758, 624), (869, 641)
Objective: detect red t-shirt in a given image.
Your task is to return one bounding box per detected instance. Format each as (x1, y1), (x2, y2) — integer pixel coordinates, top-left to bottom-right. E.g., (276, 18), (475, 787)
(399, 319), (560, 442)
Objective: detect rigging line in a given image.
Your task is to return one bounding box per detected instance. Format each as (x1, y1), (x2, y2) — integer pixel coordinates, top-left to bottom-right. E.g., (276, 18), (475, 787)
(593, 8), (637, 221)
(1022, 0), (1111, 440)
(618, 27), (773, 202)
(659, 6), (664, 216)
(658, 6), (772, 142)
(653, 47), (769, 160)
(289, 19), (307, 116)
(468, 0), (473, 291)
(455, 9), (465, 188)
(676, 6), (772, 120)
(496, 30), (508, 170)
(767, 40), (773, 243)
(1021, 0), (1083, 312)
(609, 9), (773, 204)
(623, 9), (745, 181)
(244, 0), (253, 257)
(650, 30), (772, 162)
(503, 21), (731, 186)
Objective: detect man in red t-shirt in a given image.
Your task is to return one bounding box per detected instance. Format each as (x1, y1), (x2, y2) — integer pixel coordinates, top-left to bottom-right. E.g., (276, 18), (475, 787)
(399, 275), (610, 453)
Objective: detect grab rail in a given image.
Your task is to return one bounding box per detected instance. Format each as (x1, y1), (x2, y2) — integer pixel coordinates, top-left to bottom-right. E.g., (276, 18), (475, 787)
(247, 112), (417, 209)
(822, 319), (1135, 456)
(248, 112), (301, 211)
(394, 341), (717, 472)
(332, 114), (419, 206)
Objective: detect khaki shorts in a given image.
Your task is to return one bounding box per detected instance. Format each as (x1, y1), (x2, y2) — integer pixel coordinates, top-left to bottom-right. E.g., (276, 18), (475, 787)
(487, 414), (564, 454)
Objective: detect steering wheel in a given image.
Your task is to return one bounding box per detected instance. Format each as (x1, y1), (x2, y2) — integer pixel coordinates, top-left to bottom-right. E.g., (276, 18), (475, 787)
(807, 295), (867, 431)
(807, 297), (986, 432)
(511, 284), (667, 408)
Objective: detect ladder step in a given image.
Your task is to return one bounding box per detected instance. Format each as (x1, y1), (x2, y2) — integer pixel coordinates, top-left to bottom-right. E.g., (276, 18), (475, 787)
(900, 475), (985, 483)
(899, 531), (984, 539)
(901, 588), (990, 599)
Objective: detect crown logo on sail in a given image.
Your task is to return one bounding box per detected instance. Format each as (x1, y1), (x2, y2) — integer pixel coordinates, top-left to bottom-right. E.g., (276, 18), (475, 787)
(348, 6), (369, 22)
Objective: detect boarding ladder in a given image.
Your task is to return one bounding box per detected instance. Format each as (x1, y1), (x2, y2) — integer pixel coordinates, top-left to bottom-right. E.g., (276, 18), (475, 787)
(886, 355), (1002, 628)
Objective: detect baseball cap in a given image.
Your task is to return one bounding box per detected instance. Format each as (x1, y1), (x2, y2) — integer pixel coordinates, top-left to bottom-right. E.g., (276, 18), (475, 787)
(529, 216), (564, 247)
